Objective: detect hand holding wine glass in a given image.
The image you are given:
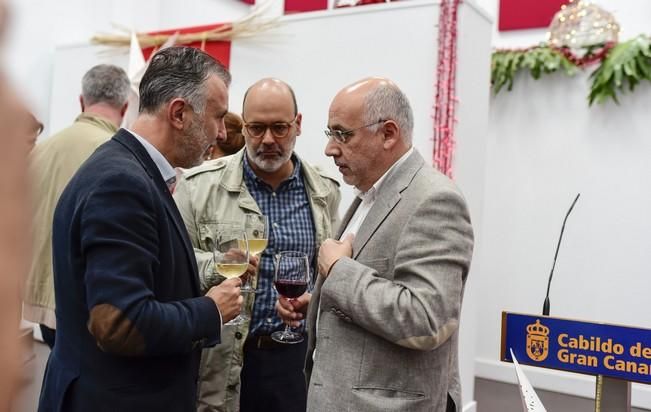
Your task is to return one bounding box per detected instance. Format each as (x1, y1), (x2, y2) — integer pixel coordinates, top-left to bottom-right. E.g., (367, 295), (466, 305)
(276, 292), (311, 329)
(213, 223), (249, 326)
(205, 278), (243, 324)
(271, 251), (309, 344)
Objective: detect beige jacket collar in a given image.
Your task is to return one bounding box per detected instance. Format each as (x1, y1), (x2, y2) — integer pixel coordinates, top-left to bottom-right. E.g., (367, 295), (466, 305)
(219, 149), (334, 201)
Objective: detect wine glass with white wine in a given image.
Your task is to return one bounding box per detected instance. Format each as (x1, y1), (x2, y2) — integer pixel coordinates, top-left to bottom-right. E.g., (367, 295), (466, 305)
(241, 214), (269, 293)
(213, 222), (249, 326)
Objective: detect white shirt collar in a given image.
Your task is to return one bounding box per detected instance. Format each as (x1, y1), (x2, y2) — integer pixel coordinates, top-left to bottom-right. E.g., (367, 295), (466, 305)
(354, 147), (414, 202)
(126, 129), (176, 183)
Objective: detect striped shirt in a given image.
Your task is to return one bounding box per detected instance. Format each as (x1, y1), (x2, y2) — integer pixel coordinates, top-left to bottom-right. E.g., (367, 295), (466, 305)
(243, 154), (316, 336)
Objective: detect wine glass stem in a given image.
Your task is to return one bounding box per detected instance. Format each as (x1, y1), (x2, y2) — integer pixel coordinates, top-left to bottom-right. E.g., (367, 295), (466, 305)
(242, 261), (258, 292)
(283, 297), (294, 337)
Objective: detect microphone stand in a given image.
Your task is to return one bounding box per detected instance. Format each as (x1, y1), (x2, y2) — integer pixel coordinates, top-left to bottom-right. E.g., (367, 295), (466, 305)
(542, 193), (580, 316)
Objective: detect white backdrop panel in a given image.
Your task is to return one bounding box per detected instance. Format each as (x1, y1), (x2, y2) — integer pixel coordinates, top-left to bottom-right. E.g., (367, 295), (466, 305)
(229, 2), (439, 209)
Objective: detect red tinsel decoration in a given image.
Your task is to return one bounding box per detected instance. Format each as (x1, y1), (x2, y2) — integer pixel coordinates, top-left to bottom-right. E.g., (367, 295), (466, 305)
(554, 42), (615, 67)
(433, 0), (461, 178)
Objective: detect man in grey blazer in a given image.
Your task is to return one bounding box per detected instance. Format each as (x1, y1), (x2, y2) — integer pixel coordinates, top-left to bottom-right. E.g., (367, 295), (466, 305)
(277, 77), (474, 412)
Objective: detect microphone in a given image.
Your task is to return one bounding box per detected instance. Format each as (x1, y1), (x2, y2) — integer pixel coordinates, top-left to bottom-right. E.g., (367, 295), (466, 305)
(542, 193), (580, 316)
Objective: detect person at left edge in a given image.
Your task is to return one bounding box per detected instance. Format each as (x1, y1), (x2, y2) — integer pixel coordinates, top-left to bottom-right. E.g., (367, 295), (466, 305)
(37, 46), (244, 412)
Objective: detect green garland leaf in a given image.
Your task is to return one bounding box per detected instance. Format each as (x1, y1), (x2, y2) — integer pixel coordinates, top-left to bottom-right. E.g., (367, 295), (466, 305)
(491, 46), (577, 95)
(491, 35), (651, 105)
(588, 35), (651, 105)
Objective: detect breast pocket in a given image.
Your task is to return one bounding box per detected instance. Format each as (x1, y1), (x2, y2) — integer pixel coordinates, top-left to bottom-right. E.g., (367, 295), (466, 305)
(197, 220), (218, 251)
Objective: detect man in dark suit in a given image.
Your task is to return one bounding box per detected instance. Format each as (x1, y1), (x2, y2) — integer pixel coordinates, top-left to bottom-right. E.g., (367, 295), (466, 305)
(38, 46), (244, 412)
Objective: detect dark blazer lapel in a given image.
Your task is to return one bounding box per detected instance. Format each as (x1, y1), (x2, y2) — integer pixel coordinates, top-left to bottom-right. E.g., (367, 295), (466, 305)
(352, 151), (424, 259)
(162, 198), (201, 295)
(113, 130), (201, 295)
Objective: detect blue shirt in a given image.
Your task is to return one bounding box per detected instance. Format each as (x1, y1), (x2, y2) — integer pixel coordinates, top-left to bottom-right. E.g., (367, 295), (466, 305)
(243, 154), (316, 336)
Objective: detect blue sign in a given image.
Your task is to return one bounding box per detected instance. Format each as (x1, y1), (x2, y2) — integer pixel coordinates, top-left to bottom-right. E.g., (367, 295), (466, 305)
(501, 312), (651, 384)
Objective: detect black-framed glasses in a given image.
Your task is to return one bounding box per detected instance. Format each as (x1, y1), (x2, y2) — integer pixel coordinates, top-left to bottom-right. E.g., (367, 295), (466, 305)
(324, 119), (385, 144)
(243, 116), (298, 139)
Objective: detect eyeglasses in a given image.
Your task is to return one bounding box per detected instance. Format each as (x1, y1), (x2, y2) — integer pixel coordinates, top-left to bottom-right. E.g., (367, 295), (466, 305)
(324, 119), (385, 144)
(243, 116), (298, 139)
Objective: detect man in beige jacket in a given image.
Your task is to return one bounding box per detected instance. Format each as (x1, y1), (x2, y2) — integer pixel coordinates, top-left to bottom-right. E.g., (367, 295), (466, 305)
(23, 64), (130, 348)
(174, 78), (340, 412)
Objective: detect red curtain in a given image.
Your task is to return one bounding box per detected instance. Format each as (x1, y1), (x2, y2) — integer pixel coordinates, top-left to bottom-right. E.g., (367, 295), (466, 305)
(498, 0), (568, 31)
(141, 23), (231, 68)
(239, 0), (327, 13)
(284, 0), (328, 13)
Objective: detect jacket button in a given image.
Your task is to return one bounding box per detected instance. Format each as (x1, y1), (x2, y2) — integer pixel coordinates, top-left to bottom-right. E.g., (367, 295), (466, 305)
(235, 332), (243, 340)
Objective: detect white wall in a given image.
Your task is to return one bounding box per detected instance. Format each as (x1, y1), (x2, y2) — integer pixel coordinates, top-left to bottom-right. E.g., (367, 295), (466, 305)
(5, 0), (250, 138)
(469, 0), (651, 408)
(453, 3), (492, 412)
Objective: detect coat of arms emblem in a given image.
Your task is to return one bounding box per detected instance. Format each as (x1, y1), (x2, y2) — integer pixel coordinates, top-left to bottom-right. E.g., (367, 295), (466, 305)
(526, 319), (550, 362)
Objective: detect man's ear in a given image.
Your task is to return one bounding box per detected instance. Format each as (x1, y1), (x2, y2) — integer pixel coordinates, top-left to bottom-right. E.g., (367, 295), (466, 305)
(381, 120), (400, 150)
(79, 96), (85, 112)
(167, 98), (188, 130)
(294, 113), (303, 137)
(119, 102), (128, 117)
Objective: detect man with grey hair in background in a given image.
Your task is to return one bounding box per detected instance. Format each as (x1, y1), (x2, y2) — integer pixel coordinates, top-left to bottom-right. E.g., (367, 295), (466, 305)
(23, 64), (130, 349)
(23, 64), (129, 349)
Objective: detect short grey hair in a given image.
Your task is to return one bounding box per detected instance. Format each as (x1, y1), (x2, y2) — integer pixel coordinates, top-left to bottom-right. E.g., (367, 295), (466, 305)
(81, 64), (130, 108)
(139, 46), (231, 115)
(363, 82), (414, 143)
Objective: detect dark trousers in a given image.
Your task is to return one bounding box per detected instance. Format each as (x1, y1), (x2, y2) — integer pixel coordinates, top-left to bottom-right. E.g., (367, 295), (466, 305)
(240, 336), (307, 412)
(39, 324), (55, 349)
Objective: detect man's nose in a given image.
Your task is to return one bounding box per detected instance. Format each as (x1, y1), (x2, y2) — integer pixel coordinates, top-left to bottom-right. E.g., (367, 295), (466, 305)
(261, 127), (276, 145)
(215, 121), (227, 142)
(324, 138), (339, 157)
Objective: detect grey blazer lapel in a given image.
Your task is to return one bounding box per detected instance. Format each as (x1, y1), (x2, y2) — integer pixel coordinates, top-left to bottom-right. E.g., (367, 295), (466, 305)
(309, 197), (360, 327)
(306, 272), (324, 352)
(335, 196), (362, 240)
(307, 196), (362, 361)
(352, 151), (424, 259)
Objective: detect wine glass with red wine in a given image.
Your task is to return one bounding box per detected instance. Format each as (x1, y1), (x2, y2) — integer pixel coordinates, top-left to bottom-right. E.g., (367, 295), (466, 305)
(271, 251), (309, 344)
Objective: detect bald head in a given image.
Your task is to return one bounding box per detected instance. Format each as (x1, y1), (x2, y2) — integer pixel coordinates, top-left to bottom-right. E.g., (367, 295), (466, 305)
(333, 77), (414, 143)
(325, 77), (413, 191)
(242, 78), (297, 119)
